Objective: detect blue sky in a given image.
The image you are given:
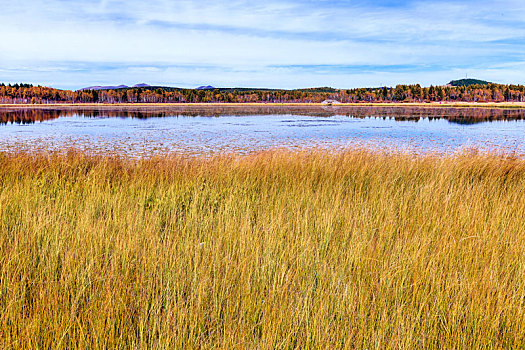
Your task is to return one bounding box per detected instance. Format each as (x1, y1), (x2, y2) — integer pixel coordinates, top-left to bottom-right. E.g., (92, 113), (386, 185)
(1, 0), (524, 89)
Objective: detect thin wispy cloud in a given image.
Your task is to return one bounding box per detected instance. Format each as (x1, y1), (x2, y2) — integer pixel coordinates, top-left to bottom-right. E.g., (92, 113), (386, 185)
(0, 0), (524, 89)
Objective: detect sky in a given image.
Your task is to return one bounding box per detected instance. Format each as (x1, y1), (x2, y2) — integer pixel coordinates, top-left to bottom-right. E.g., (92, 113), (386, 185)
(1, 0), (525, 90)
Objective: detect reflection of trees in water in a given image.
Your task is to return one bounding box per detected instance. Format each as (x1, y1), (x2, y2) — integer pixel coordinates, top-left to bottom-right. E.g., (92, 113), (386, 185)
(1, 106), (524, 125)
(0, 109), (68, 125)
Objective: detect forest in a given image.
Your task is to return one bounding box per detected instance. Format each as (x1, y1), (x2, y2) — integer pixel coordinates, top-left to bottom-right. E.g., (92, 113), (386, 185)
(1, 82), (525, 104)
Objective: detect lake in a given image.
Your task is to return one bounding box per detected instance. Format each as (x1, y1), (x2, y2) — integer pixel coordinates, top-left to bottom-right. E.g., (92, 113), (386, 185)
(1, 105), (525, 156)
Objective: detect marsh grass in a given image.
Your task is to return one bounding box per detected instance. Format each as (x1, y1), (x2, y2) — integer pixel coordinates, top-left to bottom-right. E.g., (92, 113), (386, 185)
(1, 149), (525, 348)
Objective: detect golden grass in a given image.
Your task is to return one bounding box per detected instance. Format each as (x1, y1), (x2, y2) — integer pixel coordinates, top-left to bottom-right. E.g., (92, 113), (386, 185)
(1, 149), (525, 348)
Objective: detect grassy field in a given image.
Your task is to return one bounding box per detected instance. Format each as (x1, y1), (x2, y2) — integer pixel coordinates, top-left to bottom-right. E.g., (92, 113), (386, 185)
(1, 149), (525, 348)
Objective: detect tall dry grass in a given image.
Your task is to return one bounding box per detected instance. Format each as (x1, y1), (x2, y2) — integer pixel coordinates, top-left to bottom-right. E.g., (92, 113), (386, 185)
(1, 149), (525, 348)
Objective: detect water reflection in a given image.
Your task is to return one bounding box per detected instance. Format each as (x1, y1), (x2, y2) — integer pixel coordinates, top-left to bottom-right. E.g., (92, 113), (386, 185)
(1, 105), (525, 125)
(0, 106), (524, 157)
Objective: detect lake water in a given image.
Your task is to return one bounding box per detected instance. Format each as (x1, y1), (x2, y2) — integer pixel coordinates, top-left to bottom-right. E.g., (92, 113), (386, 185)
(1, 106), (525, 156)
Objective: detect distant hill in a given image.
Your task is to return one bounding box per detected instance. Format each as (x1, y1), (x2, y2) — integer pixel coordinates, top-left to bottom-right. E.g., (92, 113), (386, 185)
(296, 87), (339, 93)
(79, 85), (340, 93)
(81, 83), (150, 91)
(448, 79), (492, 87)
(81, 85), (129, 91)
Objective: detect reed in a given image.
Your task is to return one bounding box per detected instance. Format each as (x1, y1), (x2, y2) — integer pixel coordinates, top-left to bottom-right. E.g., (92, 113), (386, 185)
(1, 149), (524, 348)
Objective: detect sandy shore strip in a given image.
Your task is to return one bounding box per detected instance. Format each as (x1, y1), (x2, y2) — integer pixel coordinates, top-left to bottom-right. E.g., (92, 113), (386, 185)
(1, 102), (525, 109)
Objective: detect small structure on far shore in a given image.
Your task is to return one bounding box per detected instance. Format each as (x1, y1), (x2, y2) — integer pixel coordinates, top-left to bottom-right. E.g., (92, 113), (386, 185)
(321, 99), (342, 105)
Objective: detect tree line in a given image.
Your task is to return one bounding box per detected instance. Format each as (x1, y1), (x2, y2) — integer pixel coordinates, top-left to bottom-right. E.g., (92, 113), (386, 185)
(1, 83), (525, 104)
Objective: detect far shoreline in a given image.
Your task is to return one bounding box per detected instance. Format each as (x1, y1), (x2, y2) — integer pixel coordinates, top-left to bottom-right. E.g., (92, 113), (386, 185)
(1, 102), (525, 109)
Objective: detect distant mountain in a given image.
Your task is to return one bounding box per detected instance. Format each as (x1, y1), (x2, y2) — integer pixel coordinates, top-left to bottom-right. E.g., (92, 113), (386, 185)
(296, 87), (339, 93)
(81, 85), (129, 91)
(133, 83), (151, 88)
(448, 79), (492, 87)
(196, 85), (215, 90)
